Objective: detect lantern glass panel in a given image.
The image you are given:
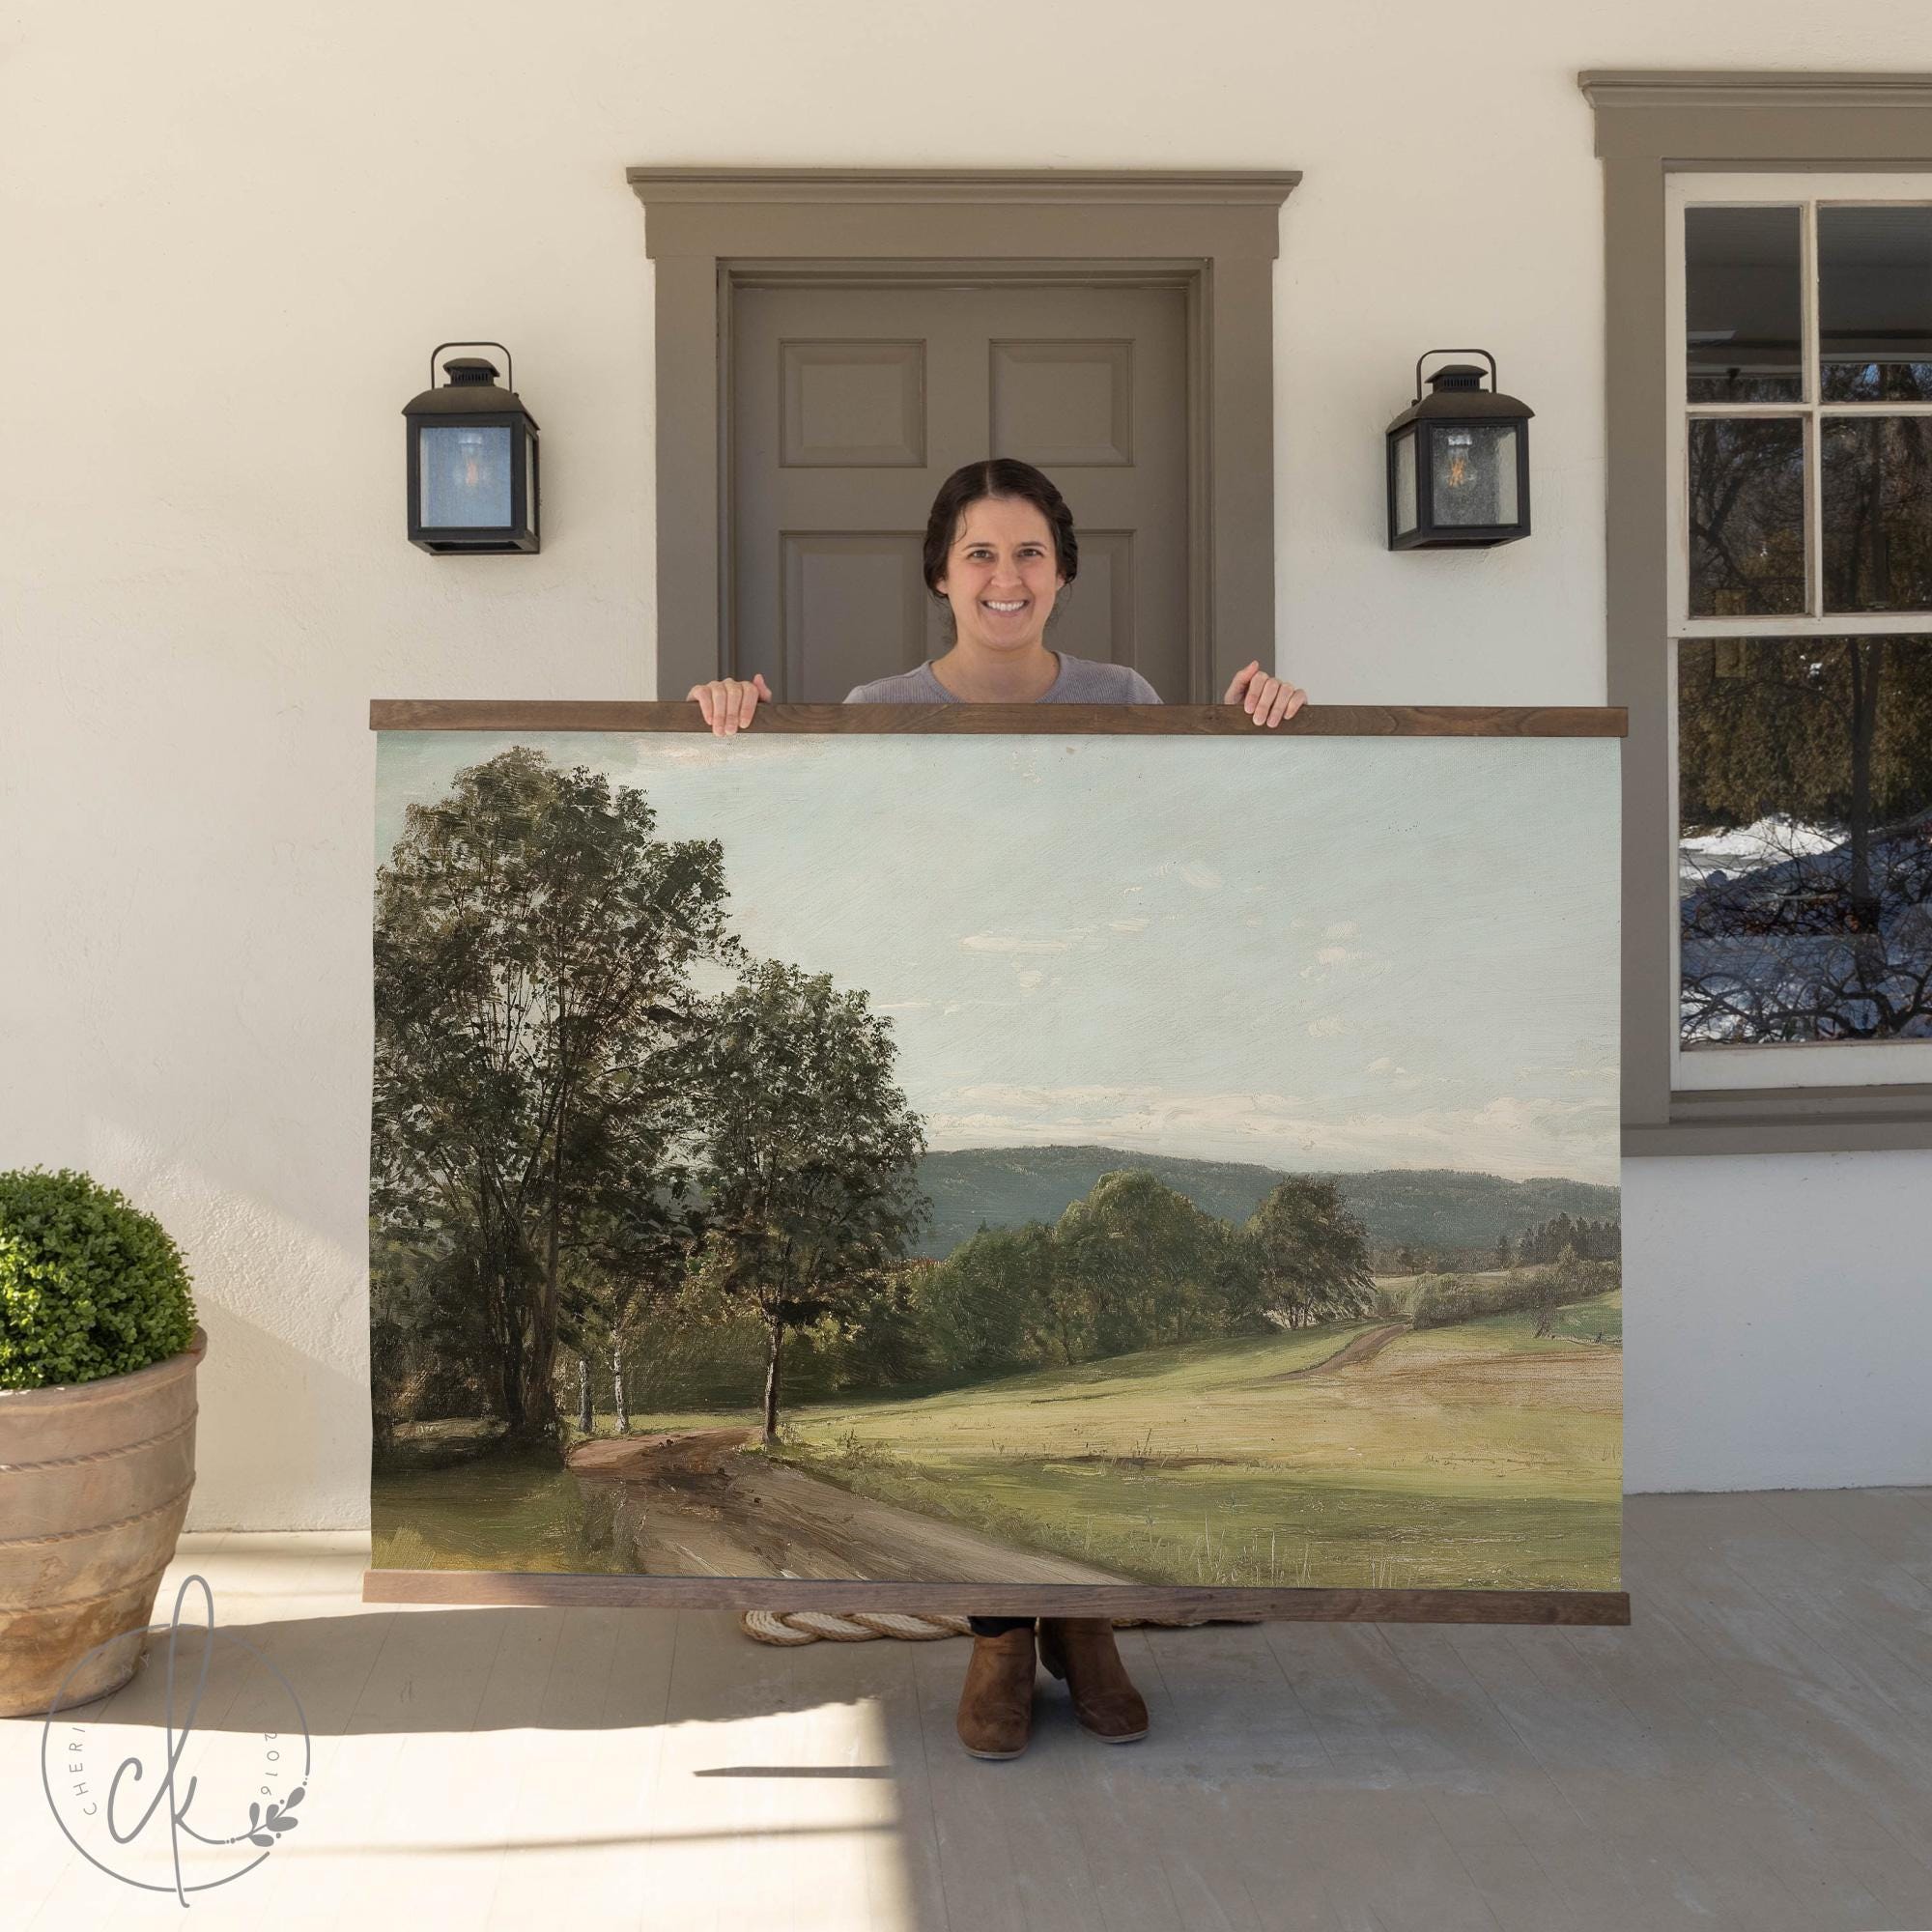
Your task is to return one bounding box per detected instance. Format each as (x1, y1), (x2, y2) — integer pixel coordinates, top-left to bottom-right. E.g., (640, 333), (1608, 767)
(420, 424), (514, 528)
(1431, 424), (1518, 527)
(1393, 429), (1417, 536)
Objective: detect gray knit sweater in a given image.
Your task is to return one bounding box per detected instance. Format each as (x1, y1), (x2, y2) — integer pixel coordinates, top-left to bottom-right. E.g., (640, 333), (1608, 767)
(843, 653), (1160, 704)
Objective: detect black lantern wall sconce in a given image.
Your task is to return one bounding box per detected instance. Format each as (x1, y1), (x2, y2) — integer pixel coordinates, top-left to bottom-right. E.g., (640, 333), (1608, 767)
(1385, 350), (1532, 550)
(404, 342), (540, 554)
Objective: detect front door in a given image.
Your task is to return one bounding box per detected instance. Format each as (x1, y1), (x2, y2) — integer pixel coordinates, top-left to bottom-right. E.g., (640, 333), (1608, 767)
(730, 280), (1189, 700)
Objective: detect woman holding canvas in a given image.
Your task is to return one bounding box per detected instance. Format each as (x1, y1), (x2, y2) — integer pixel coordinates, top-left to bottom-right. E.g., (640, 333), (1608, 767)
(691, 457), (1307, 1759)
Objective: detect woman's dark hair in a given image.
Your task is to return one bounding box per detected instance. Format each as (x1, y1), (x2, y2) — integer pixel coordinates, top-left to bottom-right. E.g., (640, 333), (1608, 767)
(921, 458), (1078, 600)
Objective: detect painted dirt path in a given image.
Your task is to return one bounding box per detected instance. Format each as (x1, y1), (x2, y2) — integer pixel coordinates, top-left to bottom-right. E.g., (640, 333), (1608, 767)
(1260, 1321), (1408, 1383)
(564, 1324), (1417, 1582)
(566, 1429), (1129, 1583)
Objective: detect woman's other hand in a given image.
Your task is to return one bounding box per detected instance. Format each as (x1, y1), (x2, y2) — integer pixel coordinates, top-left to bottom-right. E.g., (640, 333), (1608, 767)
(688, 673), (772, 736)
(1222, 661), (1306, 727)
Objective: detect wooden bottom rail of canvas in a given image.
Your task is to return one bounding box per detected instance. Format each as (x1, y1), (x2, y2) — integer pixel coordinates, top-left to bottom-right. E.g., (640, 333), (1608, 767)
(739, 1609), (1260, 1646)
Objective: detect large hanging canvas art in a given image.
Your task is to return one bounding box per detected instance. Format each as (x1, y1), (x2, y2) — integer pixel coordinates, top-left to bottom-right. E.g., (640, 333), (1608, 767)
(365, 702), (1627, 1623)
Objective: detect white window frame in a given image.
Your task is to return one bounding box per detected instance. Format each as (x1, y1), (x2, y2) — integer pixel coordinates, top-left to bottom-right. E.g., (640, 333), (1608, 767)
(1664, 169), (1932, 1092)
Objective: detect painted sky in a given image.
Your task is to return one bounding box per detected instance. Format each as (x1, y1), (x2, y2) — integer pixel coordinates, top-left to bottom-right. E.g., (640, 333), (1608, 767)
(375, 730), (1621, 1185)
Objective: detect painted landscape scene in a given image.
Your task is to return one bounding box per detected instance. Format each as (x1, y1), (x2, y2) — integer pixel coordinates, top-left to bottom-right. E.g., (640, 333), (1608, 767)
(370, 728), (1623, 1595)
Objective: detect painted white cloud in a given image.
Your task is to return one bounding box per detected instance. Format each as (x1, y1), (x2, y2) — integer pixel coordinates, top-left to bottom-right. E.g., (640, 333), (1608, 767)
(1299, 944), (1390, 984)
(1305, 1013), (1347, 1037)
(1362, 1055), (1430, 1094)
(924, 1085), (1617, 1185)
(953, 1083), (1163, 1108)
(930, 1087), (1317, 1158)
(959, 933), (1074, 954)
(1313, 1095), (1619, 1181)
(1515, 1063), (1618, 1088)
(1151, 861), (1223, 892)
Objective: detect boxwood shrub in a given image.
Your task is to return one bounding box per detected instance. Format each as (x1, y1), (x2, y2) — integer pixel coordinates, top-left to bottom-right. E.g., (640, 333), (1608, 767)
(0, 1169), (197, 1390)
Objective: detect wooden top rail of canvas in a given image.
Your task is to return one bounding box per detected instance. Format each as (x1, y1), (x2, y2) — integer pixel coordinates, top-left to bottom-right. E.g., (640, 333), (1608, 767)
(369, 700), (1629, 737)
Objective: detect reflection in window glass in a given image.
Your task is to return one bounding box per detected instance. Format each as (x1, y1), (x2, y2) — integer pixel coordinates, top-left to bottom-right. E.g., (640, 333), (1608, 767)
(1818, 205), (1932, 401)
(1686, 206), (1804, 402)
(1688, 418), (1805, 615)
(1678, 637), (1932, 1045)
(1822, 416), (1932, 611)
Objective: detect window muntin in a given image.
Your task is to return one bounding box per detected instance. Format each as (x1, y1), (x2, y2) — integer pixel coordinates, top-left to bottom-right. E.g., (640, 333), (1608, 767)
(1668, 174), (1932, 1090)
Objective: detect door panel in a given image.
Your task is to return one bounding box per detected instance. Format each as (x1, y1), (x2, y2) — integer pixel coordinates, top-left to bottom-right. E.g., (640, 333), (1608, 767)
(1069, 529), (1137, 667)
(989, 337), (1135, 467)
(780, 532), (931, 700)
(780, 340), (927, 469)
(733, 282), (1188, 701)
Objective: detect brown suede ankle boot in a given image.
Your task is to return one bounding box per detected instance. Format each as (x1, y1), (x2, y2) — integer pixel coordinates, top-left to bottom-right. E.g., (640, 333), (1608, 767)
(1037, 1617), (1150, 1743)
(955, 1626), (1037, 1759)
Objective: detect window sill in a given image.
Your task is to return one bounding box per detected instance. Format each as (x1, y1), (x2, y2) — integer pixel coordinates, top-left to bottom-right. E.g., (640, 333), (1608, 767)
(1624, 1083), (1932, 1157)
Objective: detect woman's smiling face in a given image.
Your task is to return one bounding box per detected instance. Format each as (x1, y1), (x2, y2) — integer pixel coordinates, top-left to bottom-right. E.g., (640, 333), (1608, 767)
(935, 496), (1065, 656)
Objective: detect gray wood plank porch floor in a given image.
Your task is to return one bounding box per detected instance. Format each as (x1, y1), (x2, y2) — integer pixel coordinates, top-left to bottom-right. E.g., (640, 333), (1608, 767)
(7, 1491), (1930, 1931)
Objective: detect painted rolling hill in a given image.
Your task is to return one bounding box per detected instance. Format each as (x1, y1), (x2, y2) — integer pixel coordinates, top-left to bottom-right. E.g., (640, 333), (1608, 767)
(911, 1145), (1618, 1259)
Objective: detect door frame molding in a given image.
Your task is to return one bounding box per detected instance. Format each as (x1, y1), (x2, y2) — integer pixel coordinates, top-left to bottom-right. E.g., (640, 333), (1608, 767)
(626, 169), (1300, 702)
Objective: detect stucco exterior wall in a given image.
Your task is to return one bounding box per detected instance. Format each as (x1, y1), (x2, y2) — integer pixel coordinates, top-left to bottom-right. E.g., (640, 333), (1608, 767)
(5, 1), (1929, 1524)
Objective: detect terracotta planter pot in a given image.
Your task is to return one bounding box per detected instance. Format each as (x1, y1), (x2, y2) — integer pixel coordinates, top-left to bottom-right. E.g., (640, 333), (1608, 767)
(0, 1326), (205, 1719)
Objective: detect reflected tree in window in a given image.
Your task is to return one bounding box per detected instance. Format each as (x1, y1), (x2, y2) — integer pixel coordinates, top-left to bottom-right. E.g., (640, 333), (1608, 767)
(1679, 638), (1932, 1042)
(1688, 418), (1806, 615)
(1823, 416), (1932, 611)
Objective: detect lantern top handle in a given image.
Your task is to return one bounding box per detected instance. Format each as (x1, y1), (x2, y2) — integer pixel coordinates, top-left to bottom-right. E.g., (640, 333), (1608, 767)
(1413, 348), (1498, 404)
(431, 340), (514, 394)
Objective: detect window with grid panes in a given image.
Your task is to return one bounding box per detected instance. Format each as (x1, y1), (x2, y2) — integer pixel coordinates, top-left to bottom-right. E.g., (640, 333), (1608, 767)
(1669, 175), (1932, 1090)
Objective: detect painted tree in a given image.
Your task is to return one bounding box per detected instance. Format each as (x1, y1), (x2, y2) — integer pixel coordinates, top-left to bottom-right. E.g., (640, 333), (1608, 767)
(557, 1163), (717, 1438)
(918, 1222), (1061, 1375)
(1237, 1177), (1376, 1329)
(372, 746), (739, 1445)
(685, 959), (927, 1444)
(368, 1223), (500, 1450)
(1054, 1170), (1228, 1352)
(814, 1259), (937, 1390)
(1516, 1212), (1620, 1264)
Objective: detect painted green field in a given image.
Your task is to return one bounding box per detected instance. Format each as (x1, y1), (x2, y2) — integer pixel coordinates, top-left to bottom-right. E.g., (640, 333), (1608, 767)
(763, 1297), (1622, 1589)
(373, 1442), (610, 1574)
(374, 1295), (1623, 1587)
(1549, 1292), (1622, 1345)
